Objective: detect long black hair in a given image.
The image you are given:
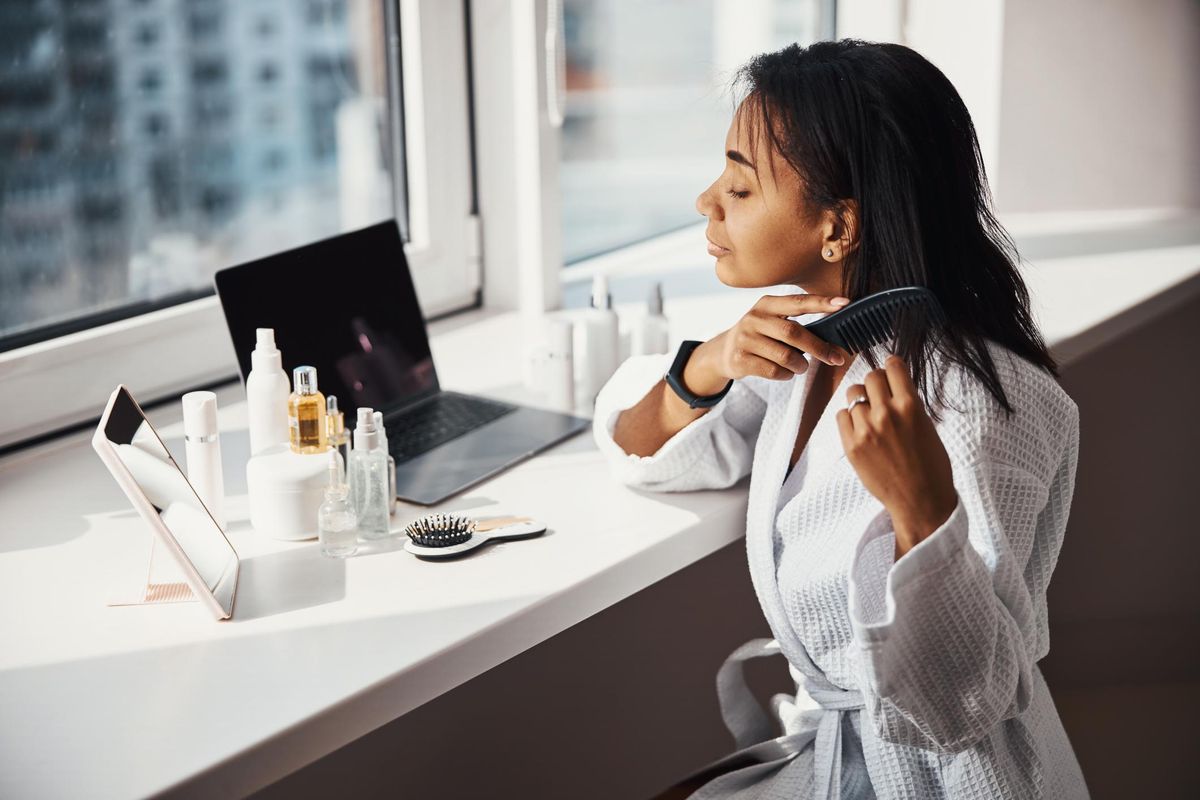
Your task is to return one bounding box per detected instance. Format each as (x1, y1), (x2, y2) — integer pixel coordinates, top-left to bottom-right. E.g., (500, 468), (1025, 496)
(734, 39), (1056, 420)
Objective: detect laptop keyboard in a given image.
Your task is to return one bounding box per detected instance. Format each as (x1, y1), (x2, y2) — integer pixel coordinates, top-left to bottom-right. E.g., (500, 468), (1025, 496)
(384, 393), (518, 464)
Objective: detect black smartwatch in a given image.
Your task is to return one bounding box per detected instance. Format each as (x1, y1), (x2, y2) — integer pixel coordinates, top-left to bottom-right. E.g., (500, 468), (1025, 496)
(664, 340), (733, 408)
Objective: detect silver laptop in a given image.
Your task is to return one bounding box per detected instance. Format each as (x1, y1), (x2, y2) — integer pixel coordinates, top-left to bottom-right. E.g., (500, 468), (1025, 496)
(214, 220), (590, 505)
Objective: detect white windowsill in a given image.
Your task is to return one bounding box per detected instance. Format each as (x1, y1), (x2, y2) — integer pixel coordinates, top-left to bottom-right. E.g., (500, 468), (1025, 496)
(1, 229), (1198, 797)
(560, 207), (1200, 289)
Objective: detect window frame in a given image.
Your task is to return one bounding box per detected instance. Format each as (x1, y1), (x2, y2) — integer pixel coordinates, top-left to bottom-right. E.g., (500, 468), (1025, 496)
(0, 0), (479, 451)
(471, 0), (840, 318)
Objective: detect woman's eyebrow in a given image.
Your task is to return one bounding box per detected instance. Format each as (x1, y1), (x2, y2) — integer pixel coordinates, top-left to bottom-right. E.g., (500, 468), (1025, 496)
(726, 149), (756, 171)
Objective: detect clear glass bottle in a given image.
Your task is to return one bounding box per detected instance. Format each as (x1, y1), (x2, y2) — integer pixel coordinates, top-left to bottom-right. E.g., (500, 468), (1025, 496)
(350, 407), (391, 539)
(372, 410), (397, 515)
(288, 366), (328, 454)
(326, 394), (350, 476)
(318, 450), (358, 558)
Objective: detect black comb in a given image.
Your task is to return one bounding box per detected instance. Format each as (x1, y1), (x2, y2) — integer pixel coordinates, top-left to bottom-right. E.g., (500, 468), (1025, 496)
(804, 286), (946, 353)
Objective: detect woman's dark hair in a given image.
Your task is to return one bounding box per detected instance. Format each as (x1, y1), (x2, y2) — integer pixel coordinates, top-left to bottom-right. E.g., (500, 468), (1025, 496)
(733, 39), (1056, 420)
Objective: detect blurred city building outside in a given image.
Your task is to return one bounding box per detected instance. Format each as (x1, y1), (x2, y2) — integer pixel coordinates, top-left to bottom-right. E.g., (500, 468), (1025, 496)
(0, 0), (393, 343)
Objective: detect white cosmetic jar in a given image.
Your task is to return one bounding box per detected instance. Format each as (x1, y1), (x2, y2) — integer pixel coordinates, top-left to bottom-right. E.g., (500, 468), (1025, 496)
(245, 444), (329, 541)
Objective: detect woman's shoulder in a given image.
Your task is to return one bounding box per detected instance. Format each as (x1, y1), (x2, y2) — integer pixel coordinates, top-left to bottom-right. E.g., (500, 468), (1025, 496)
(928, 339), (1079, 482)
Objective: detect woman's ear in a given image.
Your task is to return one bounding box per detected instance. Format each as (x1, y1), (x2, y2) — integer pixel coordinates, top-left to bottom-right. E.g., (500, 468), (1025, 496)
(819, 199), (860, 261)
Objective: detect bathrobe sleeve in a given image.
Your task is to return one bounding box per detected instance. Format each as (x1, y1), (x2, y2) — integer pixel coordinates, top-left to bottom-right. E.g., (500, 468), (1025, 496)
(846, 399), (1080, 754)
(592, 353), (770, 492)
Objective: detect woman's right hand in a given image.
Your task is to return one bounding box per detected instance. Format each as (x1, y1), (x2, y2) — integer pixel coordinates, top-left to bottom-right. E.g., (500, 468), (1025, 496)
(683, 294), (854, 394)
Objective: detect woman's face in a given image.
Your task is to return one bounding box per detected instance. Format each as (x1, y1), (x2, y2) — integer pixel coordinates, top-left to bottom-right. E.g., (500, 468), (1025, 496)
(695, 101), (844, 296)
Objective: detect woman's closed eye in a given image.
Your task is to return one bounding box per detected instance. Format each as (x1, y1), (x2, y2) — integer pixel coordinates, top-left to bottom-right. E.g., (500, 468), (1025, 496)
(726, 188), (750, 200)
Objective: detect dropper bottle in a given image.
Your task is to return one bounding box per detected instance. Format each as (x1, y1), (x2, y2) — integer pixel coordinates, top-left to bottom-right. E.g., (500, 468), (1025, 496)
(318, 449), (358, 558)
(326, 395), (349, 479)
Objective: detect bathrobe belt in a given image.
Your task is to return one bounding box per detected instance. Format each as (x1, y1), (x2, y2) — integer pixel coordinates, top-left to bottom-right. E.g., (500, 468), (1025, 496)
(709, 637), (865, 800)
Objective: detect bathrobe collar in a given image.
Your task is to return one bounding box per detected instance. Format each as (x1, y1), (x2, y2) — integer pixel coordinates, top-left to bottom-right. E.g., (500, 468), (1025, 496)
(744, 341), (885, 689)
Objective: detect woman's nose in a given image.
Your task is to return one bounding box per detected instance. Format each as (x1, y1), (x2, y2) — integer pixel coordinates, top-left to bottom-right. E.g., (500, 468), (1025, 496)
(695, 185), (720, 220)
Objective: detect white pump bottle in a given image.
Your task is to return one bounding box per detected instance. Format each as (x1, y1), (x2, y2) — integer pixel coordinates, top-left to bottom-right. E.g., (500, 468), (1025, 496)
(574, 273), (620, 409)
(246, 328), (291, 456)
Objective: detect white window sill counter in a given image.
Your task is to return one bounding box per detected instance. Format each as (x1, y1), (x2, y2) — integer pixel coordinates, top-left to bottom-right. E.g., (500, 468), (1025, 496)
(1, 240), (1197, 798)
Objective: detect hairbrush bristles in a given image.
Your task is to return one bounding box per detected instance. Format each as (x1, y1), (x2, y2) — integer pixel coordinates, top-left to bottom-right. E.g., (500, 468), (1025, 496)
(404, 513), (477, 548)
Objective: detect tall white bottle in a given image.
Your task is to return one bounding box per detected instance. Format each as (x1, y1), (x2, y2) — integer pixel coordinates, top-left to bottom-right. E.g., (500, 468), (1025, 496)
(631, 281), (670, 356)
(182, 391), (226, 531)
(544, 317), (574, 414)
(575, 273), (620, 409)
(246, 328), (290, 456)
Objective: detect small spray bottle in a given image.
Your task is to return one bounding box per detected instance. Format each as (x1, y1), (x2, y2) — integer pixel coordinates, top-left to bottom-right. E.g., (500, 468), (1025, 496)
(350, 407), (390, 539)
(373, 410), (397, 515)
(318, 449), (358, 558)
(245, 328), (290, 456)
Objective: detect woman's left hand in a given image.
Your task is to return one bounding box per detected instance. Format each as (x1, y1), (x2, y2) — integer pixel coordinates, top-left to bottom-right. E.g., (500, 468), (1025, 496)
(835, 354), (959, 558)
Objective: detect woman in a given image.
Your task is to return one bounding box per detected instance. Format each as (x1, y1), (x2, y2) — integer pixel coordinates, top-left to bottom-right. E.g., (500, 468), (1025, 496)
(592, 40), (1089, 799)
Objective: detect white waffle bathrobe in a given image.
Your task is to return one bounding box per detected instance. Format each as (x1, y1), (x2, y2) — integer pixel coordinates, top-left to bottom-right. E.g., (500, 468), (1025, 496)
(593, 327), (1090, 800)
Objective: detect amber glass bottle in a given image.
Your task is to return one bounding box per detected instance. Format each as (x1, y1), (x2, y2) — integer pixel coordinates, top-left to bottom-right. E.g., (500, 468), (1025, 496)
(288, 366), (328, 454)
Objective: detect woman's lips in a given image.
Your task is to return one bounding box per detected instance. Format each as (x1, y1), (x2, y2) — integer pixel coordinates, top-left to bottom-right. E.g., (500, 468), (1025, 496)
(706, 239), (730, 257)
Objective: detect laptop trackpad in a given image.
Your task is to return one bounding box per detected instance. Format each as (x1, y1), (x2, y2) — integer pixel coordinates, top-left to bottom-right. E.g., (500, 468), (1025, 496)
(391, 406), (589, 505)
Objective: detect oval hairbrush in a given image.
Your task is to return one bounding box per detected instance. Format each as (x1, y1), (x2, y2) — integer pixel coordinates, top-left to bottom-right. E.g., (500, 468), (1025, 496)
(403, 513), (547, 560)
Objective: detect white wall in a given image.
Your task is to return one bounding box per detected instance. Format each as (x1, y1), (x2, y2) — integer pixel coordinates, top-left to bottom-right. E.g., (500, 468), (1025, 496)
(995, 0), (1200, 214)
(840, 0), (1200, 217)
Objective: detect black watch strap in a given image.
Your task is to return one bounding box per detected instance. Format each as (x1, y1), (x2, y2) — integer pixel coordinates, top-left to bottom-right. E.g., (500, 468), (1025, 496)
(664, 340), (733, 409)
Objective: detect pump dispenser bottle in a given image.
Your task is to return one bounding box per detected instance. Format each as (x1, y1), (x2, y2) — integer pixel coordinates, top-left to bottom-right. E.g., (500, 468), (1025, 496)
(288, 366), (328, 454)
(246, 328), (290, 456)
(350, 407), (390, 539)
(373, 410), (397, 515)
(631, 281), (670, 356)
(575, 272), (620, 409)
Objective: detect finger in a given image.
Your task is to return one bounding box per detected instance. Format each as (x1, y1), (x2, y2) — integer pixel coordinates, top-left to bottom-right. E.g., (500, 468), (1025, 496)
(844, 380), (868, 405)
(883, 354), (916, 401)
(862, 368), (893, 406)
(735, 347), (802, 381)
(744, 330), (809, 375)
(835, 407), (855, 444)
(758, 315), (848, 367)
(755, 292), (851, 321)
(844, 382), (871, 423)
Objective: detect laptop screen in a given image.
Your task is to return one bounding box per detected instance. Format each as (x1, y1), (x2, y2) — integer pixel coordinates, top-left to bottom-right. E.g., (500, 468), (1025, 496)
(214, 220), (438, 416)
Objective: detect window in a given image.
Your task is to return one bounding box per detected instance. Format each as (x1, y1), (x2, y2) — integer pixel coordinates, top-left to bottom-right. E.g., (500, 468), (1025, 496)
(135, 22), (160, 46)
(1, 0), (477, 450)
(559, 0), (833, 263)
(257, 62), (280, 85)
(138, 68), (163, 94)
(0, 2), (392, 347)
